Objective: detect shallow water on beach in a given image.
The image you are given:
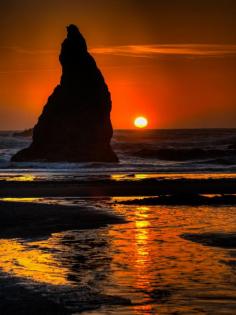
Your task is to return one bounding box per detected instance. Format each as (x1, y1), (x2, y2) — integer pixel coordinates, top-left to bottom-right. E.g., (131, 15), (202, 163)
(1, 197), (236, 314)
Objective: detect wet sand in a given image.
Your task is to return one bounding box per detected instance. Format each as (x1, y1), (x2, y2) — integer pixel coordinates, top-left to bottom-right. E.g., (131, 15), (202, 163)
(182, 232), (236, 248)
(0, 275), (69, 315)
(1, 177), (236, 197)
(0, 273), (131, 315)
(0, 199), (131, 313)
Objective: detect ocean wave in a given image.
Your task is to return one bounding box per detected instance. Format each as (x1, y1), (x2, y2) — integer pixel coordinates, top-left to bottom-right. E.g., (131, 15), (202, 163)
(1, 129), (236, 175)
(229, 143), (236, 149)
(132, 148), (236, 161)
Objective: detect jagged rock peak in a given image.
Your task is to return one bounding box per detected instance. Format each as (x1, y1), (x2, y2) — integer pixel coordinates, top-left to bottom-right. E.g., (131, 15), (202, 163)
(12, 25), (118, 163)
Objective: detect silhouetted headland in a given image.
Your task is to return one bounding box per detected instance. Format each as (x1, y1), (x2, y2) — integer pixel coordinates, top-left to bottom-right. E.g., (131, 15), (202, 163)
(12, 25), (118, 162)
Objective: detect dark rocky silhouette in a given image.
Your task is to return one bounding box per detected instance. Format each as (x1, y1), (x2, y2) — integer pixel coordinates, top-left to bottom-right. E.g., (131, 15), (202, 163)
(12, 25), (118, 162)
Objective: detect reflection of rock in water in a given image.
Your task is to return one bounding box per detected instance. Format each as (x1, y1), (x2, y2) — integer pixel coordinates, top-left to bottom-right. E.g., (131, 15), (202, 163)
(12, 24), (118, 162)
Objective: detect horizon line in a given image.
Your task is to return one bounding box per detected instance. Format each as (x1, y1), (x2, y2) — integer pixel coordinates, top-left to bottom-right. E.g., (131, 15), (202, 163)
(2, 127), (236, 132)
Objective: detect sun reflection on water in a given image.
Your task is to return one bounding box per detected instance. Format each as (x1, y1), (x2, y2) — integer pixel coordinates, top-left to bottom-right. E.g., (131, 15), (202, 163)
(104, 199), (236, 314)
(135, 207), (150, 263)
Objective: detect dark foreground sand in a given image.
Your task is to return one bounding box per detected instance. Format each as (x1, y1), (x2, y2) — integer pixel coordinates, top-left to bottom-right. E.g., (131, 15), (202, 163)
(0, 201), (125, 238)
(0, 274), (131, 315)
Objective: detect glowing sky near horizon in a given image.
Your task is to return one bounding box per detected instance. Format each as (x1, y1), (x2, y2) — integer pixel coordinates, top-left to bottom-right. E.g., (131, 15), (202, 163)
(0, 0), (236, 129)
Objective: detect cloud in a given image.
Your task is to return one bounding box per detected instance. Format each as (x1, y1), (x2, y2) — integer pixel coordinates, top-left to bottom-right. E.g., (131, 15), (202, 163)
(90, 44), (236, 58)
(3, 44), (236, 58)
(2, 46), (57, 55)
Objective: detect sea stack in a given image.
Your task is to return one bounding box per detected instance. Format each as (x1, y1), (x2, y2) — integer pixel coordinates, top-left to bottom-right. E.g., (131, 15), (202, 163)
(12, 25), (118, 162)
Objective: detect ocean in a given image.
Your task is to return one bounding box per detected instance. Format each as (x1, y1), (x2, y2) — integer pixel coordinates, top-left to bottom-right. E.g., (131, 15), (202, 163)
(1, 128), (236, 181)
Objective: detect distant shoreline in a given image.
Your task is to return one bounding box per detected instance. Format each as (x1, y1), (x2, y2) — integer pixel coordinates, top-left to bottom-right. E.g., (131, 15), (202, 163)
(1, 178), (236, 198)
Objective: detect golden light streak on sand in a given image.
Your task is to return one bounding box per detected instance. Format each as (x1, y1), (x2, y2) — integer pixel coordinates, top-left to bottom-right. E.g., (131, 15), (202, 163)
(0, 197), (42, 203)
(5, 175), (36, 181)
(0, 239), (71, 286)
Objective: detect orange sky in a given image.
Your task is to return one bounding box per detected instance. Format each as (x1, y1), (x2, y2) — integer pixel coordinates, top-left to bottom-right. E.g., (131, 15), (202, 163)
(0, 0), (236, 129)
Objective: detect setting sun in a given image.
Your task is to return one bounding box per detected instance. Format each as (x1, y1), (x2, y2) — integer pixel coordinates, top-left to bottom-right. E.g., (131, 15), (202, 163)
(134, 116), (148, 128)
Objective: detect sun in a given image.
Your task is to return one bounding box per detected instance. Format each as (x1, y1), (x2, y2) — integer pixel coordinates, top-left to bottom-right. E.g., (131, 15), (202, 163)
(134, 116), (148, 128)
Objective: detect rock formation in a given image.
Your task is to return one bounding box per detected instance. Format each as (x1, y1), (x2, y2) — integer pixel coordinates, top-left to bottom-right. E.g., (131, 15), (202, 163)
(12, 25), (118, 162)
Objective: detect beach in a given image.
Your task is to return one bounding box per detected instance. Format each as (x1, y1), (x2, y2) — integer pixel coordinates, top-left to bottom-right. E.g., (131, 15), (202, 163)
(0, 194), (236, 314)
(1, 174), (236, 314)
